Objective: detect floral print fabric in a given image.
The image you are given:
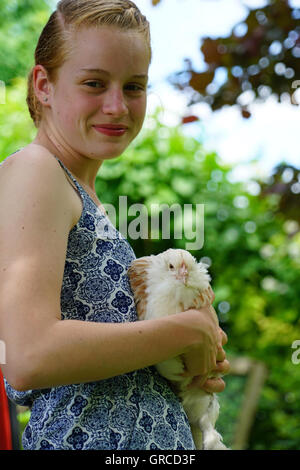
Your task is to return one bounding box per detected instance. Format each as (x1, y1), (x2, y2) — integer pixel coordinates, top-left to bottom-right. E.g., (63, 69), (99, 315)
(3, 154), (195, 450)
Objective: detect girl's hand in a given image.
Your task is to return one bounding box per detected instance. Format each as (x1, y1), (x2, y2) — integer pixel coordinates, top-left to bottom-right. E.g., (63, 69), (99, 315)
(186, 359), (230, 392)
(187, 328), (230, 392)
(180, 306), (222, 378)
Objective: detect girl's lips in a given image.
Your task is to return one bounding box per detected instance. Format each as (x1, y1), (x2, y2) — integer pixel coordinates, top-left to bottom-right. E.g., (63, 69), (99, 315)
(93, 125), (128, 137)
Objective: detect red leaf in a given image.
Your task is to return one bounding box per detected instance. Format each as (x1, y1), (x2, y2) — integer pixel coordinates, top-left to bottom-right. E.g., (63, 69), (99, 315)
(241, 108), (251, 118)
(182, 115), (199, 124)
(201, 38), (223, 66)
(189, 71), (215, 93)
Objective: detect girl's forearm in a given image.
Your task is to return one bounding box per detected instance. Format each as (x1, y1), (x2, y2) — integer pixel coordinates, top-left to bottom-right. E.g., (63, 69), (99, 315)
(16, 313), (193, 391)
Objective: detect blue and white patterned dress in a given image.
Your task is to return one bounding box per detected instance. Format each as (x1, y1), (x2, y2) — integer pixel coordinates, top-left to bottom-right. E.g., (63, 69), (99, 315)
(3, 153), (196, 450)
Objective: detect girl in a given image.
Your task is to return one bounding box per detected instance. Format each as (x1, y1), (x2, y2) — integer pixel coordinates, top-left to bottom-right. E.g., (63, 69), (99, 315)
(0, 0), (229, 450)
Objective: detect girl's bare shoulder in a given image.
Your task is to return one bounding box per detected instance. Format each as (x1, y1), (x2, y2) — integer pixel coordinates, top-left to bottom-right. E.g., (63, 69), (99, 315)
(1, 143), (59, 169)
(0, 143), (81, 230)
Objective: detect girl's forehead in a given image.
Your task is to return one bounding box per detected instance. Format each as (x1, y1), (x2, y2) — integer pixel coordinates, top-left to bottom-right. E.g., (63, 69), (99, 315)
(69, 26), (148, 54)
(64, 26), (150, 73)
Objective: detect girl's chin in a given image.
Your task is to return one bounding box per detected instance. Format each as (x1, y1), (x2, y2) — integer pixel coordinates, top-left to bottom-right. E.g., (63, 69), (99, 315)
(90, 141), (132, 158)
(86, 147), (126, 160)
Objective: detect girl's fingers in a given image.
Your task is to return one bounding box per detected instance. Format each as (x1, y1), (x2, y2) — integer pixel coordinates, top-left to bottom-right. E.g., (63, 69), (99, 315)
(216, 346), (226, 362)
(186, 374), (209, 390)
(186, 376), (225, 393)
(212, 359), (231, 376)
(220, 328), (228, 345)
(201, 377), (226, 394)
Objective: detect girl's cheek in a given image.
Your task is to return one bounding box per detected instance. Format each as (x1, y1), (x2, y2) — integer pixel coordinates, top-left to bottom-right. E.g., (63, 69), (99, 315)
(131, 97), (147, 118)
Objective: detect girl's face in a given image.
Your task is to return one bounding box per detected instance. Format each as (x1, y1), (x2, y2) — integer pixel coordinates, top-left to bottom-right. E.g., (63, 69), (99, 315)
(45, 26), (150, 160)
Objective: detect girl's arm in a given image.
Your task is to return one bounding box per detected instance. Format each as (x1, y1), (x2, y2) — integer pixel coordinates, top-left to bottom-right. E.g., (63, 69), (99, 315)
(0, 148), (220, 391)
(18, 307), (219, 390)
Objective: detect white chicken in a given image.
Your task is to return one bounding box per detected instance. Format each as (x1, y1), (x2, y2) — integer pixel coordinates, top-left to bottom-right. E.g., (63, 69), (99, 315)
(128, 248), (228, 450)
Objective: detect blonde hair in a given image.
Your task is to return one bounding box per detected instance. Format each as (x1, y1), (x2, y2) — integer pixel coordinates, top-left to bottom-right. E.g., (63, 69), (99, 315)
(27, 0), (151, 127)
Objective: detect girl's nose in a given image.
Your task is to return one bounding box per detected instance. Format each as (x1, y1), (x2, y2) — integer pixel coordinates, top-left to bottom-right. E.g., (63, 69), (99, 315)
(102, 87), (128, 117)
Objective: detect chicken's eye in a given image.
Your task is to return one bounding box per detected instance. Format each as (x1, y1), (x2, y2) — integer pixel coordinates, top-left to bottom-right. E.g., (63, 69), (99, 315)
(169, 263), (175, 270)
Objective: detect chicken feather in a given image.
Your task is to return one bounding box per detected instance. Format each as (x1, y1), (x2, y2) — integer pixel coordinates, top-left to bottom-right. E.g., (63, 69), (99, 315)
(128, 248), (228, 450)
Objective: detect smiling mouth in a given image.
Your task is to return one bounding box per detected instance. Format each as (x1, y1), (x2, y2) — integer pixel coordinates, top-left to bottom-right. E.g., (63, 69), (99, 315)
(93, 124), (128, 137)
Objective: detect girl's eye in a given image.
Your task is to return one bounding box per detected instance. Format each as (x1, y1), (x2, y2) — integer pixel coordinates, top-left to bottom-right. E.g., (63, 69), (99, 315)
(125, 83), (145, 92)
(85, 81), (104, 89)
(83, 81), (145, 93)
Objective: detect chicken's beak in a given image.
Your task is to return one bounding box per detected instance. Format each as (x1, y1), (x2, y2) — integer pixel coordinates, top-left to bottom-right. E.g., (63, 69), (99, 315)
(176, 261), (188, 284)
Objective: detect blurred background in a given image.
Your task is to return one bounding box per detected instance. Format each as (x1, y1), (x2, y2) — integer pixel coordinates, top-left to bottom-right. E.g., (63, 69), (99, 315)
(0, 0), (300, 450)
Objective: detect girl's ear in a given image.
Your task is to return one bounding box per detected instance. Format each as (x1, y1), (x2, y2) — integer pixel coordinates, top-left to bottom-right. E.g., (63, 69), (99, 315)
(33, 64), (51, 105)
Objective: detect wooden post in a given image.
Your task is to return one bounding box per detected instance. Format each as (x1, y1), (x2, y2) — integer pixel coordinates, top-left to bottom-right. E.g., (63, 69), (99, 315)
(231, 359), (268, 450)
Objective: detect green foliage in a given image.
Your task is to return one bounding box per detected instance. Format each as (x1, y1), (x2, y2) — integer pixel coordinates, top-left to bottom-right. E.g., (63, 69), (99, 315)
(217, 375), (247, 447)
(0, 78), (36, 160)
(0, 0), (52, 85)
(2, 79), (300, 450)
(17, 409), (31, 450)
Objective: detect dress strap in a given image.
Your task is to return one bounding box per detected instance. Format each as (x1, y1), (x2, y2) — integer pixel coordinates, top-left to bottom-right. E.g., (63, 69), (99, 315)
(52, 155), (83, 194)
(52, 154), (107, 217)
